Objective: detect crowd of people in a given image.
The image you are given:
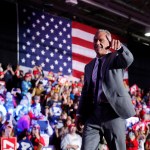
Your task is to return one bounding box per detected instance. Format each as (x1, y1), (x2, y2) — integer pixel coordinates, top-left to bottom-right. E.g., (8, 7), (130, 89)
(0, 63), (150, 150)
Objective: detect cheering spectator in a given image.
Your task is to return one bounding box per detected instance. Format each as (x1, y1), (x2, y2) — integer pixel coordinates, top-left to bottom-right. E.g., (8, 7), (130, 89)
(61, 123), (82, 150)
(29, 123), (45, 150)
(32, 81), (45, 97)
(18, 129), (33, 150)
(4, 64), (14, 91)
(126, 131), (138, 150)
(21, 73), (32, 96)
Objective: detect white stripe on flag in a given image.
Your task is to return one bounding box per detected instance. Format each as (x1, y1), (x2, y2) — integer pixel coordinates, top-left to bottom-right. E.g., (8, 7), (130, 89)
(72, 28), (95, 42)
(72, 60), (86, 72)
(72, 44), (96, 58)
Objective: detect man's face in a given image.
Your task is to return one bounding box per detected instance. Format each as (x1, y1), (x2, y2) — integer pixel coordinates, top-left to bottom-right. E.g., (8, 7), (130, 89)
(93, 31), (110, 57)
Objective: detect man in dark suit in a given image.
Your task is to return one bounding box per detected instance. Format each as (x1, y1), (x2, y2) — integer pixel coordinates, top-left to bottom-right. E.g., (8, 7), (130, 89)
(76, 29), (135, 150)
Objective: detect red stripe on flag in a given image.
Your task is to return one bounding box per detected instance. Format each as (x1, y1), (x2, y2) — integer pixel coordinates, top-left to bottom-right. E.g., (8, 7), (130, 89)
(72, 53), (93, 64)
(72, 21), (97, 34)
(72, 21), (127, 79)
(72, 37), (94, 49)
(72, 69), (84, 79)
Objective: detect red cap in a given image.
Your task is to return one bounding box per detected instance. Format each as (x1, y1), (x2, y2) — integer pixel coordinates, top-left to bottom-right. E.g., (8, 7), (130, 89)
(25, 73), (32, 78)
(77, 82), (83, 87)
(72, 83), (77, 88)
(33, 70), (40, 75)
(68, 123), (76, 129)
(0, 72), (4, 76)
(139, 110), (146, 118)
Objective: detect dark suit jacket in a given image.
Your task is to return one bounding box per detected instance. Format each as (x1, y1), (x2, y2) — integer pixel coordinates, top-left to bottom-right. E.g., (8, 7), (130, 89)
(77, 45), (136, 123)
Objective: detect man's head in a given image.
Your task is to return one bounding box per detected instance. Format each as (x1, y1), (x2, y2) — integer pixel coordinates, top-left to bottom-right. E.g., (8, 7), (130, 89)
(93, 29), (112, 57)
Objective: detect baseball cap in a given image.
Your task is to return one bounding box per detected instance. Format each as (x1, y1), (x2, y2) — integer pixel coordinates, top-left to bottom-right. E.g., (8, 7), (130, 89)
(33, 123), (40, 130)
(68, 123), (76, 129)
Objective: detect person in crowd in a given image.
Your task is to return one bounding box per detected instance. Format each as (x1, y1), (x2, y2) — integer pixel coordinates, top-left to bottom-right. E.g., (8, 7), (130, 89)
(1, 122), (15, 137)
(16, 106), (30, 134)
(61, 123), (82, 150)
(21, 73), (32, 96)
(0, 122), (15, 149)
(0, 111), (6, 130)
(30, 95), (43, 120)
(0, 71), (5, 84)
(47, 92), (62, 125)
(32, 81), (45, 98)
(76, 29), (135, 150)
(4, 64), (15, 91)
(145, 134), (150, 150)
(126, 131), (139, 150)
(4, 92), (14, 115)
(14, 65), (24, 88)
(0, 82), (6, 96)
(132, 109), (149, 150)
(0, 63), (3, 72)
(17, 129), (33, 150)
(143, 92), (150, 105)
(29, 123), (45, 149)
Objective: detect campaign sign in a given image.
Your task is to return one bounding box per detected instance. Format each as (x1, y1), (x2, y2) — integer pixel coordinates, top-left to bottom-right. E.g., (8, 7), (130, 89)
(1, 137), (17, 150)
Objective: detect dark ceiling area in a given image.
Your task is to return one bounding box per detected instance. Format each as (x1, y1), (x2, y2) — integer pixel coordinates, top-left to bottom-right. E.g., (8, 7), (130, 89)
(4, 0), (150, 45)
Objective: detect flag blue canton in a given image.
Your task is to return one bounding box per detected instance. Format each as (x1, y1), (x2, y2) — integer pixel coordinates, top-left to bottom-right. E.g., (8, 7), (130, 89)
(18, 6), (72, 75)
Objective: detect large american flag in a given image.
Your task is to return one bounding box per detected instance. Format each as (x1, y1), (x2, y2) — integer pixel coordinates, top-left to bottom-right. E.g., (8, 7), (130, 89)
(18, 5), (96, 79)
(18, 5), (128, 81)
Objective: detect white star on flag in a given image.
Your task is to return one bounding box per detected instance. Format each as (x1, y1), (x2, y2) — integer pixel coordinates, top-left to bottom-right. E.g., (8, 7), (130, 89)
(31, 48), (36, 53)
(54, 60), (58, 65)
(22, 45), (26, 50)
(50, 65), (54, 69)
(36, 43), (40, 48)
(26, 53), (31, 58)
(31, 60), (35, 65)
(45, 58), (50, 62)
(41, 39), (45, 43)
(32, 36), (35, 40)
(27, 29), (30, 33)
(21, 58), (25, 63)
(36, 56), (40, 60)
(45, 34), (49, 39)
(41, 26), (45, 30)
(59, 55), (63, 59)
(36, 19), (40, 24)
(59, 21), (63, 25)
(41, 50), (45, 55)
(36, 31), (40, 36)
(45, 22), (49, 26)
(41, 15), (45, 19)
(26, 41), (31, 46)
(50, 52), (54, 57)
(59, 67), (63, 71)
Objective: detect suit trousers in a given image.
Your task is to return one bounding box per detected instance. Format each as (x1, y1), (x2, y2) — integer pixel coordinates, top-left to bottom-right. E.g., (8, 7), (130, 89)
(81, 103), (126, 150)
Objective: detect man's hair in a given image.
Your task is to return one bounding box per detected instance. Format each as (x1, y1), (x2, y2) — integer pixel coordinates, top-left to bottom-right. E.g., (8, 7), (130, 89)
(94, 29), (112, 42)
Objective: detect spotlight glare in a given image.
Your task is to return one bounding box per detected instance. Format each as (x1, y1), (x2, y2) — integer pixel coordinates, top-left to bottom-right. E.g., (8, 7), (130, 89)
(144, 32), (150, 37)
